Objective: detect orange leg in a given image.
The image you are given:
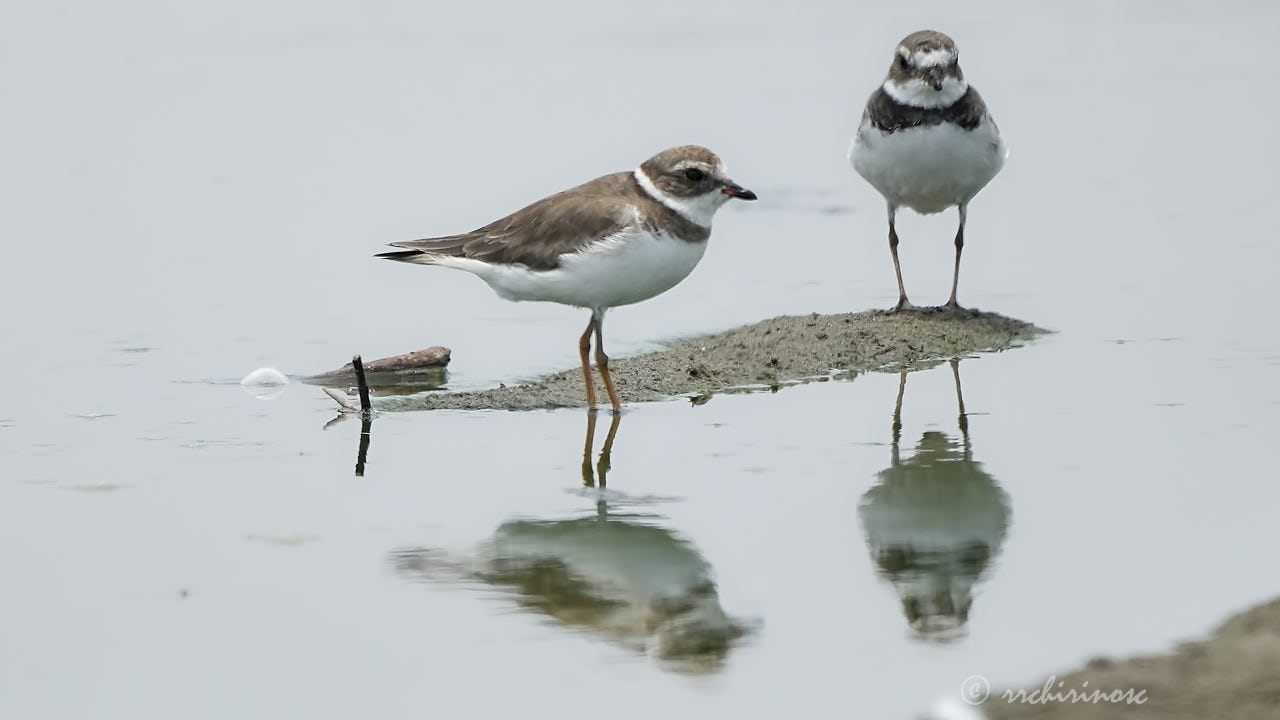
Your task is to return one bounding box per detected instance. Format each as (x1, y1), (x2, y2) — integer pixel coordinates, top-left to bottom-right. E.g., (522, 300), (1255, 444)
(597, 411), (620, 488)
(592, 311), (622, 412)
(579, 315), (597, 409)
(581, 411), (598, 486)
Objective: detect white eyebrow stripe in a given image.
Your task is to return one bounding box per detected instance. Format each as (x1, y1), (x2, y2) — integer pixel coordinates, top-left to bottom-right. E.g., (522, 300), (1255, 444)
(675, 160), (723, 174)
(911, 49), (955, 67)
(633, 168), (713, 228)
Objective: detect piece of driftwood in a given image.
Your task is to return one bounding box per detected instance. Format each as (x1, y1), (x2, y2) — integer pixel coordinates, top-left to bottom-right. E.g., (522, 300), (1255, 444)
(322, 388), (361, 412)
(307, 346), (451, 381)
(310, 346), (451, 406)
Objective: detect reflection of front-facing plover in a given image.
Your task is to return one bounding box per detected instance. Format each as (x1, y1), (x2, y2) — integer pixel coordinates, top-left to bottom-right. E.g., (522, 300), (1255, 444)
(851, 30), (1007, 311)
(377, 145), (756, 412)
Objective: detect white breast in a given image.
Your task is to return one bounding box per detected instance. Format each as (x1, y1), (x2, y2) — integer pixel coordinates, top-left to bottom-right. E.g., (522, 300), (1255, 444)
(439, 229), (709, 311)
(851, 116), (1006, 215)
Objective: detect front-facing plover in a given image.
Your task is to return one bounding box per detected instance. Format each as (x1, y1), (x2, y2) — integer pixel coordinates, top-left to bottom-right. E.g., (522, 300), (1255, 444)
(377, 145), (756, 412)
(851, 30), (1007, 311)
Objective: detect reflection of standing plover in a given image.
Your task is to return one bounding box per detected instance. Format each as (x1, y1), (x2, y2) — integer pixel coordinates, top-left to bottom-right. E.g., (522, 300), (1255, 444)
(378, 146), (756, 412)
(851, 31), (1007, 311)
(859, 360), (1011, 640)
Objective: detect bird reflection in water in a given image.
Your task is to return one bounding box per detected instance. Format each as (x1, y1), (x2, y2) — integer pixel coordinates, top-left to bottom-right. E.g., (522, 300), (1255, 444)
(858, 359), (1011, 641)
(391, 411), (754, 673)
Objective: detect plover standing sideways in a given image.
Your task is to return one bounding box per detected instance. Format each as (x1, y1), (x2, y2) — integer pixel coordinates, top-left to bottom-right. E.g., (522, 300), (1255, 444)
(378, 145), (756, 412)
(851, 30), (1007, 311)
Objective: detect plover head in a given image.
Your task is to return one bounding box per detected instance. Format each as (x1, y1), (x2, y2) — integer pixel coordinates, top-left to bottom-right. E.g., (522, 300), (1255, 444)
(883, 30), (970, 109)
(636, 145), (756, 228)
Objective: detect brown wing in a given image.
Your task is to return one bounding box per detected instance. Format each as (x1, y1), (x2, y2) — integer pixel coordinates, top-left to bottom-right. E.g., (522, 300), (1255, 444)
(379, 172), (641, 271)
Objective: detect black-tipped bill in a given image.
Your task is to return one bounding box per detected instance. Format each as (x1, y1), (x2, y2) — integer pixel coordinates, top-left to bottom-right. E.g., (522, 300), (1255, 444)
(722, 182), (757, 201)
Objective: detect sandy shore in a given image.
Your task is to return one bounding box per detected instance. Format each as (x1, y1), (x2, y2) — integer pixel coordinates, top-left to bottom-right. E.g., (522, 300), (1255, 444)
(367, 307), (1045, 411)
(963, 596), (1280, 720)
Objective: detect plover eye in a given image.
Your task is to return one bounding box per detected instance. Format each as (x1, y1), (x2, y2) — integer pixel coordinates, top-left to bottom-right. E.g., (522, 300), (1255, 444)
(897, 55), (910, 70)
(683, 168), (705, 182)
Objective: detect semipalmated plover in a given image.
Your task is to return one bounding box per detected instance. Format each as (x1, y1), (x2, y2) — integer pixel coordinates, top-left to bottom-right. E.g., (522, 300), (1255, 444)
(377, 145), (756, 412)
(851, 30), (1007, 311)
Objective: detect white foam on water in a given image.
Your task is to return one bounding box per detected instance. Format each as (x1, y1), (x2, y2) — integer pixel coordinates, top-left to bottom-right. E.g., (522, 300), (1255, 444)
(240, 367), (289, 386)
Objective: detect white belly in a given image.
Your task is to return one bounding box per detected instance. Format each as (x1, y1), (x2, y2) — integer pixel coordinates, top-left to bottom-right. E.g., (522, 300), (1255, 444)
(439, 230), (708, 311)
(851, 117), (1006, 215)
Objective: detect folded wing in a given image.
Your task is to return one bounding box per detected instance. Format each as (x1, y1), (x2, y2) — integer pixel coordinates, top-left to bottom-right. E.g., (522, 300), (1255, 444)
(377, 172), (639, 272)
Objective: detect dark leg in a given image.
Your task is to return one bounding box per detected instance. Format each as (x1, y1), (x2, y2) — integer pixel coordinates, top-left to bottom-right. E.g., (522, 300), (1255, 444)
(888, 206), (912, 311)
(592, 309), (622, 412)
(579, 315), (597, 409)
(950, 357), (970, 454)
(891, 370), (906, 466)
(945, 204), (967, 310)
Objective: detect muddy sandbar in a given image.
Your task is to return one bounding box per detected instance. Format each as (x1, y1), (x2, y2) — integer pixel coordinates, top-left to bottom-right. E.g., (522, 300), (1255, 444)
(365, 307), (1045, 412)
(977, 596), (1280, 720)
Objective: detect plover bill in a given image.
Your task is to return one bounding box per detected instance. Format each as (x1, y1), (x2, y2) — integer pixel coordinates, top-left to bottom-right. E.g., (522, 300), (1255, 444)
(850, 30), (1007, 311)
(377, 145), (756, 412)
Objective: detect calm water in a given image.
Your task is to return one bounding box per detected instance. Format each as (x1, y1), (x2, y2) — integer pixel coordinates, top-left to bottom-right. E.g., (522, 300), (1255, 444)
(3, 1), (1279, 717)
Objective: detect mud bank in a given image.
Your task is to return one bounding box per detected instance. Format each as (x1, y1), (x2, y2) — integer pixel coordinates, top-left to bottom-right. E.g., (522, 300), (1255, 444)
(972, 596), (1280, 720)
(371, 308), (1045, 411)
(374, 308), (1043, 411)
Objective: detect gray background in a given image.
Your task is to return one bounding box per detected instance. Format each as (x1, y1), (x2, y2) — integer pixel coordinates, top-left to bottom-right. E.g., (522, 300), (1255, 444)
(2, 1), (1277, 717)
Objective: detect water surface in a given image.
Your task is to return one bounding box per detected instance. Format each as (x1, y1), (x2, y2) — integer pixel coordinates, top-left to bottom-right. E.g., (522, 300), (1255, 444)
(3, 1), (1279, 717)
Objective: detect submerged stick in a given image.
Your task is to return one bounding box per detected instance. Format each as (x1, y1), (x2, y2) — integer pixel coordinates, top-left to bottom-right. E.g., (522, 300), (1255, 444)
(353, 355), (373, 476)
(355, 416), (372, 477)
(322, 387), (361, 412)
(353, 355), (372, 414)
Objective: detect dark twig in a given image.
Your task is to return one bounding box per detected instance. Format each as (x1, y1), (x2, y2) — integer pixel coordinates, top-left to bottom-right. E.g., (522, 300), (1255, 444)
(352, 354), (373, 477)
(353, 354), (372, 415)
(355, 416), (372, 477)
